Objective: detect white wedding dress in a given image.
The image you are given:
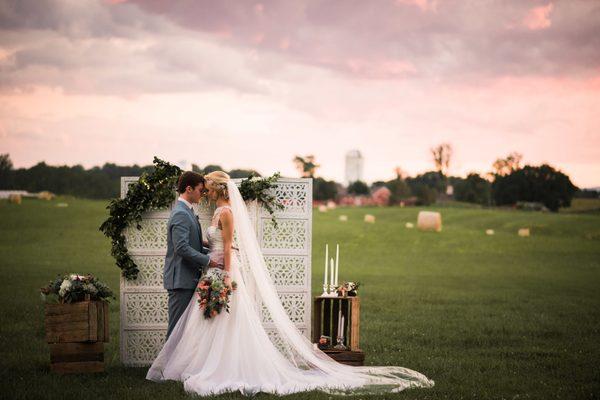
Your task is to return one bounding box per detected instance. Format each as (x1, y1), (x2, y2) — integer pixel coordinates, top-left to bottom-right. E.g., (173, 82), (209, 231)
(146, 181), (434, 396)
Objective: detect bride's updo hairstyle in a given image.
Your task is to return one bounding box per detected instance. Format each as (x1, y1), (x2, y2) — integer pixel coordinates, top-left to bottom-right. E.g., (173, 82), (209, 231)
(204, 171), (230, 200)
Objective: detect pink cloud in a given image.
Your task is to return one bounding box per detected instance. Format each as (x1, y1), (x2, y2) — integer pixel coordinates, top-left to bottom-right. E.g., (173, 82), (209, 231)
(523, 3), (554, 30)
(253, 32), (265, 44)
(279, 37), (291, 50)
(345, 58), (417, 79)
(395, 0), (438, 13)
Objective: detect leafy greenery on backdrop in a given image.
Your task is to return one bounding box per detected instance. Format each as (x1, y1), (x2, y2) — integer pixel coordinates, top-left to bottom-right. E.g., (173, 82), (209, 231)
(98, 157), (283, 280)
(99, 157), (182, 280)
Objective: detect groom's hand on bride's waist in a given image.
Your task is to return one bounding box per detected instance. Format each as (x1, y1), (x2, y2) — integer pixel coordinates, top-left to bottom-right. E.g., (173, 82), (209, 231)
(208, 259), (220, 268)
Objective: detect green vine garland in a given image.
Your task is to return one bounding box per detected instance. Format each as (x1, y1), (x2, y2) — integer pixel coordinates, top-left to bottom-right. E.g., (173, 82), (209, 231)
(99, 157), (283, 280)
(239, 172), (284, 227)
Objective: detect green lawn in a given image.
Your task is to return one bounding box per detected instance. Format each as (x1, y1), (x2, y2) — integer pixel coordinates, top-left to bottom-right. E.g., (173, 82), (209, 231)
(1, 197), (599, 399)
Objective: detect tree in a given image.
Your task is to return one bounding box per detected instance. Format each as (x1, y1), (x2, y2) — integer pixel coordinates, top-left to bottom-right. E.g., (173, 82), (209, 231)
(406, 171), (446, 194)
(0, 153), (13, 189)
(431, 143), (452, 176)
(492, 152), (523, 176)
(405, 171), (446, 205)
(454, 173), (491, 205)
(293, 155), (319, 178)
(385, 167), (412, 205)
(347, 180), (370, 195)
(201, 164), (223, 174)
(313, 177), (338, 201)
(228, 169), (261, 179)
(413, 185), (437, 205)
(492, 164), (578, 211)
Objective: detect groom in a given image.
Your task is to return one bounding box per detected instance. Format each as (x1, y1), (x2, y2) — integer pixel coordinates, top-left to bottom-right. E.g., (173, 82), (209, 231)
(164, 171), (220, 338)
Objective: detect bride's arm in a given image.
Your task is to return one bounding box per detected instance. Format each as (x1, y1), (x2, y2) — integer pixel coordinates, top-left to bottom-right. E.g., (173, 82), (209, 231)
(219, 209), (234, 285)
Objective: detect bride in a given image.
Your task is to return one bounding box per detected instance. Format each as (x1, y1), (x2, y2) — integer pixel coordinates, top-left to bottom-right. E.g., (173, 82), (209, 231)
(146, 171), (434, 396)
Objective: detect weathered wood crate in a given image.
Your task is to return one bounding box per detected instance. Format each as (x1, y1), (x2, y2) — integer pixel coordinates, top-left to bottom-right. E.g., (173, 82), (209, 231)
(44, 300), (109, 373)
(313, 296), (364, 365)
(322, 348), (365, 366)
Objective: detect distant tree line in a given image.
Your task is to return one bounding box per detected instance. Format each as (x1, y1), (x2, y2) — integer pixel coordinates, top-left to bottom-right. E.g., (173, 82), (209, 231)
(1, 151), (589, 210)
(296, 148), (583, 212)
(0, 154), (259, 199)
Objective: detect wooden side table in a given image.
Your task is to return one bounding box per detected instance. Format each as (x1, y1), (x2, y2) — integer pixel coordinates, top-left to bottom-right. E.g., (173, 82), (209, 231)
(313, 296), (364, 365)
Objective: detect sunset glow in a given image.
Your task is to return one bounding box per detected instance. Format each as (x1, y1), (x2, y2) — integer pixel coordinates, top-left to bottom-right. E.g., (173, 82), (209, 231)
(1, 0), (599, 187)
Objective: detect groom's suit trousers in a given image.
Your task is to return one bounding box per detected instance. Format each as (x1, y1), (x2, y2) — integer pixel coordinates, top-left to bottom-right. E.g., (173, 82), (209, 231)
(166, 288), (195, 339)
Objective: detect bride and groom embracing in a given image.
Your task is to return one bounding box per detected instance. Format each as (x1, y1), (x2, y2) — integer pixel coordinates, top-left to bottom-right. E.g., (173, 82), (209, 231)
(146, 170), (434, 396)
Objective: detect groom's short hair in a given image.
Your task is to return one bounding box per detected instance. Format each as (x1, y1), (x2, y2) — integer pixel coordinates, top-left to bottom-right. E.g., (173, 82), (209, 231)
(177, 171), (205, 193)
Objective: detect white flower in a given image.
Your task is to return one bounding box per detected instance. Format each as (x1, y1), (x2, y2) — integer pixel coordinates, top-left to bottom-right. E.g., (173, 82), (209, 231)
(70, 274), (85, 281)
(59, 279), (72, 297)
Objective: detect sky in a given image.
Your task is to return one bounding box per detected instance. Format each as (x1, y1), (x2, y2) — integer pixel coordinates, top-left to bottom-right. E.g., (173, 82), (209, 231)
(1, 0), (599, 187)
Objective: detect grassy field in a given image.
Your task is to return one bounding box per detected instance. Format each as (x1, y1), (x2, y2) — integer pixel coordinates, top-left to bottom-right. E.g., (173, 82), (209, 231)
(1, 197), (599, 399)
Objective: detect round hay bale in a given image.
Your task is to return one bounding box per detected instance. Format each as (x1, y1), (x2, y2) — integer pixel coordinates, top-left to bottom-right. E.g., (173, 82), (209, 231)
(417, 211), (442, 232)
(8, 194), (22, 205)
(318, 205), (328, 213)
(364, 214), (376, 223)
(326, 201), (337, 210)
(405, 222), (414, 229)
(339, 215), (348, 222)
(486, 229), (495, 235)
(38, 191), (55, 200)
(518, 228), (530, 237)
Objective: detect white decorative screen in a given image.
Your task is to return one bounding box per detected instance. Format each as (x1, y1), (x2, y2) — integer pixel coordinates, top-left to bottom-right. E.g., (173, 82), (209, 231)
(119, 177), (312, 366)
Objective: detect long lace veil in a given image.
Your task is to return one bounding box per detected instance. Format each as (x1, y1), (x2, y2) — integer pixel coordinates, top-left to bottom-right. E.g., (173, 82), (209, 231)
(226, 180), (434, 394)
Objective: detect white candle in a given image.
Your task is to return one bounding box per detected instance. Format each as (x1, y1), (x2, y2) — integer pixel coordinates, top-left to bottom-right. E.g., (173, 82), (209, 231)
(330, 258), (334, 288)
(338, 310), (342, 334)
(323, 244), (329, 287)
(335, 244), (340, 286)
(341, 315), (345, 337)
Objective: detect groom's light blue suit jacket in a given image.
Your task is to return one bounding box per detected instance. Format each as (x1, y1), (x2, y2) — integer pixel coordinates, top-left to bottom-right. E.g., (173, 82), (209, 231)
(163, 200), (210, 290)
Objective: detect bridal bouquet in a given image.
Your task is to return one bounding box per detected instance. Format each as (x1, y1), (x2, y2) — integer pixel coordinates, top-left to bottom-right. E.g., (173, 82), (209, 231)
(196, 270), (238, 319)
(40, 273), (115, 304)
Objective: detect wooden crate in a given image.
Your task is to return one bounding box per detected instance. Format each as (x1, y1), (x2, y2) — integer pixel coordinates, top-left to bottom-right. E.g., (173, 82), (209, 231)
(49, 342), (105, 374)
(322, 349), (365, 366)
(44, 300), (109, 374)
(45, 300), (109, 343)
(313, 296), (361, 352)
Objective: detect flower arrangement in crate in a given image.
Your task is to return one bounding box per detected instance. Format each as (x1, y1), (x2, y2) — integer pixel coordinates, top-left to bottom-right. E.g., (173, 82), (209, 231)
(40, 274), (114, 373)
(40, 274), (115, 304)
(335, 281), (360, 297)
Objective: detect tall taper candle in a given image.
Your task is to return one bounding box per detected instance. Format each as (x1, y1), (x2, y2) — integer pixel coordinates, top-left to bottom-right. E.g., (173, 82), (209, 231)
(335, 244), (340, 286)
(324, 244), (329, 287)
(330, 258), (334, 290)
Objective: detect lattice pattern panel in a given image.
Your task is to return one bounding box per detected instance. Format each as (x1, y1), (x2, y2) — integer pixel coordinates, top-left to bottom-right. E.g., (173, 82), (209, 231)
(123, 330), (168, 366)
(260, 292), (309, 325)
(120, 177), (312, 366)
(261, 182), (309, 217)
(124, 292), (168, 327)
(266, 327), (308, 355)
(261, 219), (308, 252)
(123, 256), (165, 290)
(263, 255), (308, 288)
(125, 219), (169, 254)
